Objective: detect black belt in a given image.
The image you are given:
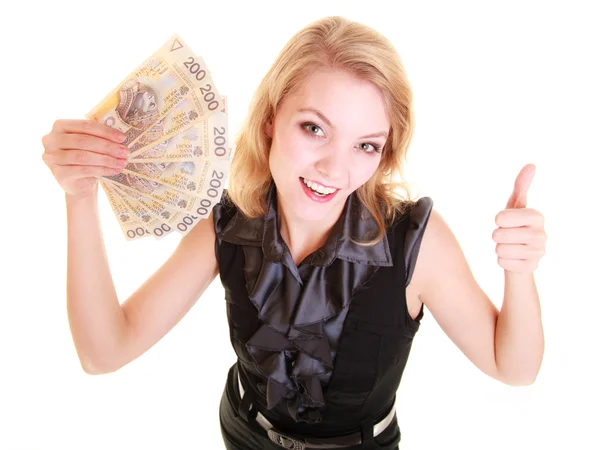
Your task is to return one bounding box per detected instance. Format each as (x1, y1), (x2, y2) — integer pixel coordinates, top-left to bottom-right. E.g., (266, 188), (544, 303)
(237, 372), (396, 449)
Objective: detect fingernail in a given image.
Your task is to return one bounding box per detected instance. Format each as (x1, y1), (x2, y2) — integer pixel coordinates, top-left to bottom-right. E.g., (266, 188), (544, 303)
(119, 147), (129, 157)
(116, 132), (127, 142)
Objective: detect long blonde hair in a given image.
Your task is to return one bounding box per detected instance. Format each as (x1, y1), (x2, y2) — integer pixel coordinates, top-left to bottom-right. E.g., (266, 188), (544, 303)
(228, 16), (417, 245)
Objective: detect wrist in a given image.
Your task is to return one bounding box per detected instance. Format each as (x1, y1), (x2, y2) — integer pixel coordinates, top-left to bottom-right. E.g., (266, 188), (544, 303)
(65, 186), (99, 208)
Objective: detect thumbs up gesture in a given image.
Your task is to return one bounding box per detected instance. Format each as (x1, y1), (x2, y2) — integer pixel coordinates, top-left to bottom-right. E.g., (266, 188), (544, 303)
(492, 164), (547, 274)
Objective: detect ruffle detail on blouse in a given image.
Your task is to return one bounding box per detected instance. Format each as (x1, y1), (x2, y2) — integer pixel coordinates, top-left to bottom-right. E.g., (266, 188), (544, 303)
(246, 321), (333, 422)
(237, 242), (380, 423)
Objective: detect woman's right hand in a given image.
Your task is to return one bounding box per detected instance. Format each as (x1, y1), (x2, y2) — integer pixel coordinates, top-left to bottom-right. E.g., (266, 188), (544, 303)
(42, 119), (131, 199)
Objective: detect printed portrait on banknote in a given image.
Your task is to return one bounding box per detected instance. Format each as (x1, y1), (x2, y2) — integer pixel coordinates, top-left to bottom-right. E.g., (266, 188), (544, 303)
(110, 79), (163, 131)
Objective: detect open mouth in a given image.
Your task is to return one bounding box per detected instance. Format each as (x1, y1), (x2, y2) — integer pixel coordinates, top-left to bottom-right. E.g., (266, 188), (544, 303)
(300, 177), (340, 201)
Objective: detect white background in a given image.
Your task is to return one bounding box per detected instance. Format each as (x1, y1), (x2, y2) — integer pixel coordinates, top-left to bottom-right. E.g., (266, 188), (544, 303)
(1, 0), (598, 449)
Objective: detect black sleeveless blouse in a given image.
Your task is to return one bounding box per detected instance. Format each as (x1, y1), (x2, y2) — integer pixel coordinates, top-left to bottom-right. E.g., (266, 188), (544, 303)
(213, 184), (433, 438)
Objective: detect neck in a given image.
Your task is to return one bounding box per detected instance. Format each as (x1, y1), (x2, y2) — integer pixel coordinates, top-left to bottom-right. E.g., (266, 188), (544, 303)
(276, 194), (343, 265)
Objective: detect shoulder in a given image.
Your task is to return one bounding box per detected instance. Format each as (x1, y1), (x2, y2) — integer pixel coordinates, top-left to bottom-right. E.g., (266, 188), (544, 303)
(405, 196), (434, 229)
(385, 196), (434, 231)
(408, 201), (462, 297)
(399, 196), (434, 286)
(212, 189), (239, 234)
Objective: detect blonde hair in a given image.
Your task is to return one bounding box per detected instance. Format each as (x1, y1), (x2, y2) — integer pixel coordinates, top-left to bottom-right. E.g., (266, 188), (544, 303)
(228, 16), (417, 245)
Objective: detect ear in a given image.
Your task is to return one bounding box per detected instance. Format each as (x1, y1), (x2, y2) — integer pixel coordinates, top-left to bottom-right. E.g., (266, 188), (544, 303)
(265, 118), (273, 138)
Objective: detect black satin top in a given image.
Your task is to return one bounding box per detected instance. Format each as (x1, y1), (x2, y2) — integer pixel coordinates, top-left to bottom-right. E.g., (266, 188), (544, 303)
(213, 183), (433, 436)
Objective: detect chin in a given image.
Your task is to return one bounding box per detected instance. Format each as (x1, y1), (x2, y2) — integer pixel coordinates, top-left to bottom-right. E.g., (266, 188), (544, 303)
(275, 176), (349, 221)
(295, 190), (349, 222)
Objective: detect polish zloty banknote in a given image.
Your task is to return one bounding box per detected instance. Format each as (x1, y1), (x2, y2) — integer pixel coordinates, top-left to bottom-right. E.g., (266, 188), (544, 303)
(127, 96), (228, 157)
(125, 95), (220, 155)
(127, 110), (231, 163)
(86, 35), (223, 148)
(106, 182), (178, 239)
(102, 180), (180, 240)
(102, 170), (199, 215)
(106, 181), (196, 236)
(119, 158), (230, 199)
(100, 180), (153, 240)
(101, 168), (215, 217)
(103, 173), (225, 237)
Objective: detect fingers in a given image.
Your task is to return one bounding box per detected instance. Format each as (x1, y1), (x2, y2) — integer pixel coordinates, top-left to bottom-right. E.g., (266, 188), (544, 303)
(52, 119), (126, 143)
(42, 120), (130, 171)
(42, 119), (129, 197)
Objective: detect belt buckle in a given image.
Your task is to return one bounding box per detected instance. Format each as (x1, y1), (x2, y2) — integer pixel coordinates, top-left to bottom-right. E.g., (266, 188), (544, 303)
(267, 429), (306, 450)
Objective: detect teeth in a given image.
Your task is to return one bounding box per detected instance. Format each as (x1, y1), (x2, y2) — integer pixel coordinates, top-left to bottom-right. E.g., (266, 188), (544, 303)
(302, 178), (337, 195)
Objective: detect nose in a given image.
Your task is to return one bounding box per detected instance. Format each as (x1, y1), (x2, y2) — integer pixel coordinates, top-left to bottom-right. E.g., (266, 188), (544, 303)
(314, 143), (347, 185)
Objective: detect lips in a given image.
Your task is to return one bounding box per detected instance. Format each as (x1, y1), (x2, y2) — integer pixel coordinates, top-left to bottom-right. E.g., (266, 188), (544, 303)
(300, 177), (339, 193)
(299, 177), (339, 203)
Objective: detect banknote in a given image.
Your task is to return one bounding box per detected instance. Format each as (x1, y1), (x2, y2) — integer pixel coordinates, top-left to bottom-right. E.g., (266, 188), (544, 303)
(127, 110), (231, 163)
(100, 181), (154, 240)
(90, 34), (231, 240)
(125, 95), (222, 155)
(119, 158), (229, 199)
(127, 96), (229, 157)
(102, 170), (200, 215)
(106, 182), (180, 239)
(102, 180), (180, 240)
(106, 181), (217, 237)
(102, 163), (228, 235)
(102, 166), (224, 220)
(107, 181), (194, 235)
(86, 35), (223, 148)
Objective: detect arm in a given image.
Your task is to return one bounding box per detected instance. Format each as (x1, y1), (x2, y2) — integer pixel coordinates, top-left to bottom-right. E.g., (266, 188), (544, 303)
(116, 208), (219, 374)
(410, 209), (544, 386)
(44, 118), (220, 375)
(65, 187), (129, 374)
(495, 272), (544, 386)
(66, 189), (218, 375)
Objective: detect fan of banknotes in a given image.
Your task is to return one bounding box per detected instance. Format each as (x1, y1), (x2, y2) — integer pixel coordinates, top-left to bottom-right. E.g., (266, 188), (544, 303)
(86, 35), (231, 241)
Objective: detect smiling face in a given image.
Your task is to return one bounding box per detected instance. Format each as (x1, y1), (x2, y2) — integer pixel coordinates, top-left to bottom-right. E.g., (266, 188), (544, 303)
(267, 69), (390, 225)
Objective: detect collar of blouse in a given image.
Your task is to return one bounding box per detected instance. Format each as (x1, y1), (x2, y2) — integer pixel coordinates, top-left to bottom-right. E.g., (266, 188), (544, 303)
(218, 183), (393, 278)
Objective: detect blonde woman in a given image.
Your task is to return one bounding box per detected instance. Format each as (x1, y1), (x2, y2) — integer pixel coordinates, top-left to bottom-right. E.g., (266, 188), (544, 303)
(41, 16), (546, 450)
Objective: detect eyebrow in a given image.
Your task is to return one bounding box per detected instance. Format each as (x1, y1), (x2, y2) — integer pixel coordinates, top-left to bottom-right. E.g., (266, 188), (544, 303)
(298, 107), (389, 140)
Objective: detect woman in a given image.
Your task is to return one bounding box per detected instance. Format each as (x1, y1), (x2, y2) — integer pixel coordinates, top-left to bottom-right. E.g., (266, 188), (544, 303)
(41, 16), (546, 450)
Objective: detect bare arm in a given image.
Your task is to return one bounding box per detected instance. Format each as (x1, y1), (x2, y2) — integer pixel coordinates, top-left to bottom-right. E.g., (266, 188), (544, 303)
(413, 207), (543, 386)
(66, 188), (219, 374)
(65, 187), (129, 374)
(411, 209), (502, 381)
(44, 119), (219, 375)
(116, 209), (219, 374)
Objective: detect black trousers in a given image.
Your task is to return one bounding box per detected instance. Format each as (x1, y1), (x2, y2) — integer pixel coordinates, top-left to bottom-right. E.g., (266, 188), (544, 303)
(219, 364), (400, 450)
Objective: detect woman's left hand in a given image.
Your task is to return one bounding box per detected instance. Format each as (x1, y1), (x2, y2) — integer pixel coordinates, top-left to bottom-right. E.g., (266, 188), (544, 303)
(492, 164), (547, 274)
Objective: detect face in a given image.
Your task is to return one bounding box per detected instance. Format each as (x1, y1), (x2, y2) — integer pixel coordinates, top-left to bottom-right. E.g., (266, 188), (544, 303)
(133, 90), (157, 115)
(267, 69), (390, 224)
(143, 91), (156, 112)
